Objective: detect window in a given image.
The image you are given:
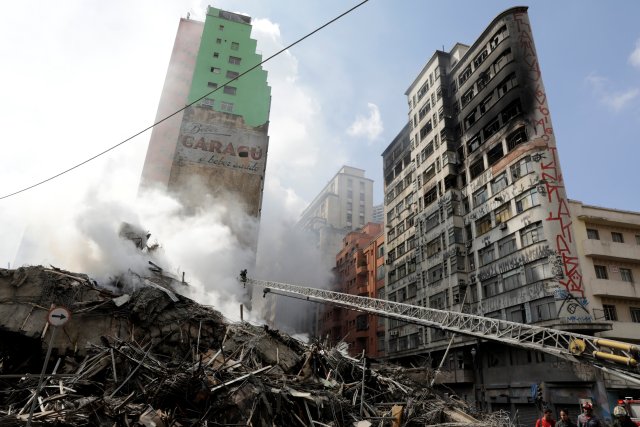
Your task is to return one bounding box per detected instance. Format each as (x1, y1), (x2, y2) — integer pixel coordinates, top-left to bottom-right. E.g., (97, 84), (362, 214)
(220, 101), (233, 112)
(226, 70), (239, 79)
(636, 235), (640, 245)
(223, 86), (237, 95)
(201, 98), (214, 108)
(594, 265), (608, 279)
(216, 38), (222, 44)
(525, 260), (551, 283)
(631, 307), (640, 323)
(532, 297), (557, 322)
(620, 268), (633, 283)
(493, 48), (512, 73)
(231, 42), (239, 50)
(603, 304), (618, 321)
(473, 49), (488, 68)
(482, 277), (500, 298)
(587, 229), (600, 240)
(496, 72), (518, 98)
(469, 157), (485, 179)
(473, 186), (488, 207)
(506, 127), (528, 151)
(515, 188), (539, 213)
(211, 67), (221, 74)
(479, 93), (493, 114)
(476, 214), (492, 236)
(503, 269), (522, 290)
(213, 52), (219, 58)
(490, 25), (508, 49)
(418, 101), (431, 120)
(612, 232), (624, 243)
(498, 235), (517, 257)
(219, 25), (224, 31)
(426, 237), (442, 258)
(419, 120), (433, 140)
(491, 173), (508, 194)
(461, 87), (475, 107)
(483, 117), (500, 140)
(417, 82), (428, 101)
(468, 133), (482, 153)
(465, 110), (477, 128)
(511, 155), (533, 179)
(207, 82), (218, 88)
(501, 99), (522, 123)
(520, 221), (544, 247)
(495, 203), (512, 225)
(229, 56), (241, 65)
(479, 245), (496, 266)
(459, 65), (472, 85)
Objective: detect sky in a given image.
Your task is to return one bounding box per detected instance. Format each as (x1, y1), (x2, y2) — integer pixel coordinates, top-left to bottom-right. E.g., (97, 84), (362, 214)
(1, 1), (639, 320)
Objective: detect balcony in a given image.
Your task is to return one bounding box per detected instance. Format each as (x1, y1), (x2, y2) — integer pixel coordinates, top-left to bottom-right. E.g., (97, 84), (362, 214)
(589, 277), (640, 299)
(582, 239), (640, 263)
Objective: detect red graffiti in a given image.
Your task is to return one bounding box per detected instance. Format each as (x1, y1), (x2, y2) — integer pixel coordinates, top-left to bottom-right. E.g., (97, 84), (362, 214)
(513, 12), (585, 301)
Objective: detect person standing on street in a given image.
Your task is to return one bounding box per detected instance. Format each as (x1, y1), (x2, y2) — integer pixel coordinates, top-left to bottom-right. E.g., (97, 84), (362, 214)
(557, 408), (576, 427)
(577, 402), (602, 427)
(536, 408), (556, 427)
(612, 404), (636, 427)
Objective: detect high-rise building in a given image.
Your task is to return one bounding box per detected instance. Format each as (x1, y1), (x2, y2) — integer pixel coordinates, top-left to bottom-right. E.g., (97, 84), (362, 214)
(372, 204), (384, 224)
(297, 166), (374, 270)
(140, 7), (271, 219)
(382, 6), (611, 419)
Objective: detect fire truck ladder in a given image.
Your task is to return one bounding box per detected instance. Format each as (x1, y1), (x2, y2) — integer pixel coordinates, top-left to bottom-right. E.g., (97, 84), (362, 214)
(240, 271), (640, 386)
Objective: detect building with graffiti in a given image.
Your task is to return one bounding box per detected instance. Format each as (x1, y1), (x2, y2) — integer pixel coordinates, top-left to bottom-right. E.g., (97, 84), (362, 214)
(382, 6), (613, 422)
(139, 7), (271, 221)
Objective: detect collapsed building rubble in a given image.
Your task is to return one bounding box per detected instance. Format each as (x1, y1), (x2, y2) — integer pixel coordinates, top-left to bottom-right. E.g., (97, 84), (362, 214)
(0, 266), (512, 426)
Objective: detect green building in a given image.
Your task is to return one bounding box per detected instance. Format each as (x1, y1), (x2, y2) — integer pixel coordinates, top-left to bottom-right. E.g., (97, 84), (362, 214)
(140, 6), (271, 219)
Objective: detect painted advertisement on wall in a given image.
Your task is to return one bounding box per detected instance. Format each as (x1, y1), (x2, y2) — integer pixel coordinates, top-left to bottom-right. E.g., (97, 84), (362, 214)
(168, 106), (269, 218)
(175, 106), (267, 175)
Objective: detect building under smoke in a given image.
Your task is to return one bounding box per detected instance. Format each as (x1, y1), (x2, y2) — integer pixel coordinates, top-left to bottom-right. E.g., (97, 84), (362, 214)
(140, 7), (271, 221)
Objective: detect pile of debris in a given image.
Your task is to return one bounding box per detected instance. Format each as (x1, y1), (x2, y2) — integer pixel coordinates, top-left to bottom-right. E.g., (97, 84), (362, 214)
(0, 266), (510, 426)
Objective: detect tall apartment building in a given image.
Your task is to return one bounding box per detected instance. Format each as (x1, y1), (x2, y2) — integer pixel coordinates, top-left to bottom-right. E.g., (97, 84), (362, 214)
(372, 204), (385, 224)
(319, 222), (383, 357)
(383, 7), (612, 420)
(140, 7), (271, 220)
(297, 166), (374, 270)
(569, 200), (640, 397)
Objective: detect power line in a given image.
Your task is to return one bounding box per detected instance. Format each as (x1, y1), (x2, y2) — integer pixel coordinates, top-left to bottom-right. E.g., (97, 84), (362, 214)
(0, 0), (370, 201)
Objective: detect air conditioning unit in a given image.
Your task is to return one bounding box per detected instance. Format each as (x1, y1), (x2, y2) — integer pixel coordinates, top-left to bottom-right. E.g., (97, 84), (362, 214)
(500, 222), (508, 230)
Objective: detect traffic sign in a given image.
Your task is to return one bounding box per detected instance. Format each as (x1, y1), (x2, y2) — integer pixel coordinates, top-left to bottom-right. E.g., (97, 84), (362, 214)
(47, 306), (71, 327)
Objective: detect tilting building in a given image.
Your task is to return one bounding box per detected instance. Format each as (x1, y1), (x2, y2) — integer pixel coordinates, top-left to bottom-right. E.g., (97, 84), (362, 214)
(140, 7), (271, 220)
(383, 6), (614, 421)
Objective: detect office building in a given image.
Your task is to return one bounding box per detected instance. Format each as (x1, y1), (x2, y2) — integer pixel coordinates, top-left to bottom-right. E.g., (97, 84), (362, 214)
(139, 7), (271, 220)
